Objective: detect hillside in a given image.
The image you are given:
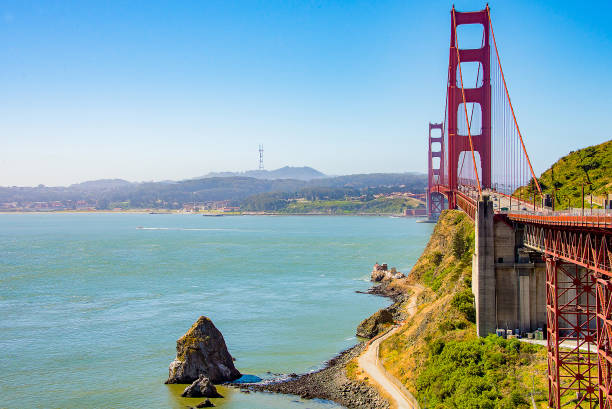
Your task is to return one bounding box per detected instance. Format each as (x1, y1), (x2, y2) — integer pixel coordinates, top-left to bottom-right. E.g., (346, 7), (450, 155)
(366, 211), (548, 408)
(525, 139), (611, 209)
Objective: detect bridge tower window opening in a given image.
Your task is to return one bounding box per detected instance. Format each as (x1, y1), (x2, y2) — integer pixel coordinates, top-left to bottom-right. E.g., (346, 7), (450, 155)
(457, 150), (482, 188)
(458, 102), (482, 135)
(456, 62), (484, 89)
(455, 23), (485, 50)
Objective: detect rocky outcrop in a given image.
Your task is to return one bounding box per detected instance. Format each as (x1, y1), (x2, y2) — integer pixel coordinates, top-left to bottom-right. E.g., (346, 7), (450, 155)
(371, 264), (405, 282)
(165, 316), (241, 384)
(196, 399), (215, 408)
(356, 308), (394, 339)
(182, 375), (223, 398)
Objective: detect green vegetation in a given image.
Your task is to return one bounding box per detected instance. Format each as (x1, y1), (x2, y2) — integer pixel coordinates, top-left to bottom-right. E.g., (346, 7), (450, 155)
(345, 359), (359, 380)
(281, 197), (422, 214)
(240, 186), (424, 214)
(521, 139), (611, 209)
(417, 336), (544, 409)
(378, 210), (548, 409)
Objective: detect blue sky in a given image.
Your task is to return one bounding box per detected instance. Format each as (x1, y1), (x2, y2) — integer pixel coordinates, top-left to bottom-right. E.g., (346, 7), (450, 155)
(1, 0), (610, 186)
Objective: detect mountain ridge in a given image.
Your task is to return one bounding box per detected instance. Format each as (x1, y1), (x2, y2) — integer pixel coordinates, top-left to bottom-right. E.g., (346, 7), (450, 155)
(203, 166), (327, 181)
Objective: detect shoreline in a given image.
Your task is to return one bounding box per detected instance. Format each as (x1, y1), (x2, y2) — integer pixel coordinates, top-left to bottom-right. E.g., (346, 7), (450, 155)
(0, 209), (426, 219)
(0, 210), (425, 218)
(234, 280), (403, 409)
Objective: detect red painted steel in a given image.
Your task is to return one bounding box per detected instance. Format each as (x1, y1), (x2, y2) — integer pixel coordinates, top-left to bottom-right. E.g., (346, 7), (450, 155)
(521, 224), (611, 277)
(596, 275), (612, 408)
(447, 7), (491, 202)
(546, 257), (598, 408)
(455, 190), (477, 220)
(428, 123), (446, 218)
(509, 212), (612, 229)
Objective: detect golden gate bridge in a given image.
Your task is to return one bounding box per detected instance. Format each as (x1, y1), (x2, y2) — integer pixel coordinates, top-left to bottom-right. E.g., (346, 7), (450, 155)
(426, 5), (612, 408)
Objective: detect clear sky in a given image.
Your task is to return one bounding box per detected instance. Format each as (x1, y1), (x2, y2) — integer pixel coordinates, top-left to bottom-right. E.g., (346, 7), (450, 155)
(1, 0), (610, 186)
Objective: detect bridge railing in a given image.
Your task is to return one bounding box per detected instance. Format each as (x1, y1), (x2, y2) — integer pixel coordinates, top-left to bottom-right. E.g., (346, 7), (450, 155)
(506, 208), (612, 229)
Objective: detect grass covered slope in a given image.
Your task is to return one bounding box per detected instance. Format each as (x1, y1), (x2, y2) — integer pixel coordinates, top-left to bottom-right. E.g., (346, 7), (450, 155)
(522, 139), (611, 209)
(281, 197), (423, 215)
(378, 210), (548, 409)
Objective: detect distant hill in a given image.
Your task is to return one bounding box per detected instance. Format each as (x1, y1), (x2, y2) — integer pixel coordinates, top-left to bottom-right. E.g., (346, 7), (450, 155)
(0, 172), (427, 210)
(306, 172), (426, 190)
(204, 166), (326, 181)
(69, 179), (134, 191)
(525, 139), (611, 209)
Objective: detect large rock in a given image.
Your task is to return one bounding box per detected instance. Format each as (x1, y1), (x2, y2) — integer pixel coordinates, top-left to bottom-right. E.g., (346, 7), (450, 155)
(356, 309), (394, 339)
(182, 375), (223, 398)
(165, 316), (241, 384)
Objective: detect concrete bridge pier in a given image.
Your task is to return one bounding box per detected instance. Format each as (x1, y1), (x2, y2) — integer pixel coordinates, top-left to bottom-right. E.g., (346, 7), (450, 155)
(472, 196), (547, 337)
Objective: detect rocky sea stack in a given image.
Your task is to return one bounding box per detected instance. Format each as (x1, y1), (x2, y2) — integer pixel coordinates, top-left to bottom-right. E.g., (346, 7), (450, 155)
(165, 316), (241, 384)
(181, 375), (223, 398)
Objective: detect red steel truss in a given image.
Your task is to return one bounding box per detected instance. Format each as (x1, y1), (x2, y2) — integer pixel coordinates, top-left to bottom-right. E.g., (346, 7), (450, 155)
(521, 224), (611, 277)
(596, 275), (612, 408)
(455, 190), (477, 220)
(522, 223), (612, 408)
(546, 257), (598, 408)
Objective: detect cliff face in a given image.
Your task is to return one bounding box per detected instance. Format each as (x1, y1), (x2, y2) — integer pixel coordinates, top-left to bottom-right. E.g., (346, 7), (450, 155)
(377, 210), (548, 409)
(166, 316), (241, 384)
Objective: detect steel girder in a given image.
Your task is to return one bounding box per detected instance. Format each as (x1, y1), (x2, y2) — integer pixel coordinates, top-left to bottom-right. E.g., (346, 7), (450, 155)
(522, 224), (611, 277)
(546, 257), (598, 408)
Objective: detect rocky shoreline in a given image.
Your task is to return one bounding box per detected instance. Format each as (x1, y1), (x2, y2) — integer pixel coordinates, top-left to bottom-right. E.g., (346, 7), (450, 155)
(235, 343), (389, 409)
(232, 272), (409, 409)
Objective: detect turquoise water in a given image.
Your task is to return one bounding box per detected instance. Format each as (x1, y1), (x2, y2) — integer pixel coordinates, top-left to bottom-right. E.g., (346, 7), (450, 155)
(0, 214), (432, 409)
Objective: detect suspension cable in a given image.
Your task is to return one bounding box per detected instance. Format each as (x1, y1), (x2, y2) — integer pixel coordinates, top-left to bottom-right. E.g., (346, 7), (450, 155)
(452, 9), (482, 195)
(486, 5), (542, 196)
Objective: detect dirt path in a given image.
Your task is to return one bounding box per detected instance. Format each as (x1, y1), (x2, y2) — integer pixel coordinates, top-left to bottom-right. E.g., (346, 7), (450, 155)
(357, 284), (423, 409)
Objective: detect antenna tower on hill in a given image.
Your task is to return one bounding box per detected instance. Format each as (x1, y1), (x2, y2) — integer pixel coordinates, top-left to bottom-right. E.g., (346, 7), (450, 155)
(258, 145), (264, 170)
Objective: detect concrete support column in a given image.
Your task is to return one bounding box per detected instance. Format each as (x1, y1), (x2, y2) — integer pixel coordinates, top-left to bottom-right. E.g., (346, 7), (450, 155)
(472, 195), (496, 336)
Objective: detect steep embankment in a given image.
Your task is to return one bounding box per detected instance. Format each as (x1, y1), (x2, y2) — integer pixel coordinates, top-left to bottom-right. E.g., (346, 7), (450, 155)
(523, 139), (611, 209)
(374, 210), (549, 409)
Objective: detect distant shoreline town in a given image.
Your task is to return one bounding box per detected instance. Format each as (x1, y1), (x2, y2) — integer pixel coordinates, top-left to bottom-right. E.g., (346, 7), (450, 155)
(1, 168), (428, 216)
(0, 190), (427, 217)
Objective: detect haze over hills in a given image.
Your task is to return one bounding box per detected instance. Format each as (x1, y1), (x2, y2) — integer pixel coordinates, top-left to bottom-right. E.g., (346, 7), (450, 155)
(203, 166), (327, 181)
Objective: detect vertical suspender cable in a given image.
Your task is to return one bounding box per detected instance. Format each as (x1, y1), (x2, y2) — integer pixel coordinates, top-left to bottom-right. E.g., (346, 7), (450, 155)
(487, 5), (542, 197)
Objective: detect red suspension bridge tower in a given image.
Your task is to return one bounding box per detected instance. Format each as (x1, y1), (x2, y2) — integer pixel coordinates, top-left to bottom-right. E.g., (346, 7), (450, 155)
(426, 5), (612, 409)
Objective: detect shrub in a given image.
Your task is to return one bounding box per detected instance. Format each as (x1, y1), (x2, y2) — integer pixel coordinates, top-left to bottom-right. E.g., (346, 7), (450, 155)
(451, 228), (468, 259)
(452, 289), (476, 323)
(431, 251), (444, 265)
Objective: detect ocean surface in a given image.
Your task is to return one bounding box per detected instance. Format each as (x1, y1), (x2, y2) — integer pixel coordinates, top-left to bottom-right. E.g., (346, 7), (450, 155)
(0, 214), (432, 409)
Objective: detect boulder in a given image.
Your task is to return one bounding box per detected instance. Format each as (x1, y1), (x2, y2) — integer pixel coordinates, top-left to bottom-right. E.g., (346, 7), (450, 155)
(165, 316), (241, 384)
(196, 399), (215, 408)
(182, 375), (222, 398)
(356, 308), (394, 339)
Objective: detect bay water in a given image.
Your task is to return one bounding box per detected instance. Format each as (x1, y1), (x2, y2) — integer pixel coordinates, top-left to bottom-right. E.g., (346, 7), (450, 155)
(0, 214), (432, 408)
